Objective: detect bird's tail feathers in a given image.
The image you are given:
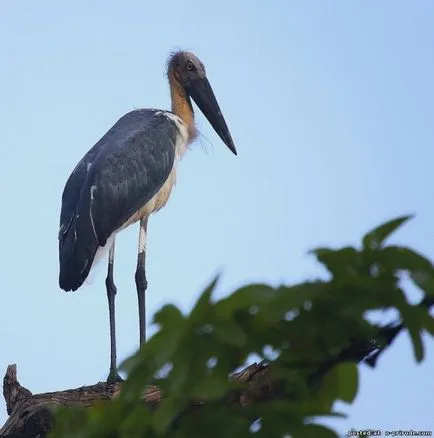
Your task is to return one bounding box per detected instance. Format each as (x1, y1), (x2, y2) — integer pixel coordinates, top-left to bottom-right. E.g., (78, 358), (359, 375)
(58, 213), (99, 292)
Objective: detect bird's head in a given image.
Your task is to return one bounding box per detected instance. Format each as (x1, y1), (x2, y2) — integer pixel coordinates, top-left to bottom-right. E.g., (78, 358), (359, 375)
(167, 51), (237, 155)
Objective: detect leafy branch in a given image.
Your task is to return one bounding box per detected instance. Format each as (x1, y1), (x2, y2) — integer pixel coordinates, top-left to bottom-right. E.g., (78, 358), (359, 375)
(26, 215), (434, 437)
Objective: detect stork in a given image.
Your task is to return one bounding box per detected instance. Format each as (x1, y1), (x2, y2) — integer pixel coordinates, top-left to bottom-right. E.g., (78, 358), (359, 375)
(58, 51), (236, 382)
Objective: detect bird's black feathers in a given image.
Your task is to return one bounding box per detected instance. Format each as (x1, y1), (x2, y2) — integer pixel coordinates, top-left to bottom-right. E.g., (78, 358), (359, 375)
(58, 109), (179, 291)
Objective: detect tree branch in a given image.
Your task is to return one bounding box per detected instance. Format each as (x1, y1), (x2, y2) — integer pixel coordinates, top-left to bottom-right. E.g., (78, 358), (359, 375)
(0, 363), (267, 438)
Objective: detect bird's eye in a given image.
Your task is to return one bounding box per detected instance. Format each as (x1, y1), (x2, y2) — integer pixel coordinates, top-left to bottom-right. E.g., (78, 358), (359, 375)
(186, 61), (194, 71)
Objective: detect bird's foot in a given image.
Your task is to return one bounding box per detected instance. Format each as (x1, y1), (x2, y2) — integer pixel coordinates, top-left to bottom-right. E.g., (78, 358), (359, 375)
(107, 370), (124, 384)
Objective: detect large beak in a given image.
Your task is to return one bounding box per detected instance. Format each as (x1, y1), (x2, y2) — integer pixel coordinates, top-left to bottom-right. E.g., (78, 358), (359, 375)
(186, 77), (237, 155)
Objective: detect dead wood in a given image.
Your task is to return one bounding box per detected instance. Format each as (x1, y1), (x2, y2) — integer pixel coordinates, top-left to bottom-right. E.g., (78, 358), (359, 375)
(0, 362), (269, 438)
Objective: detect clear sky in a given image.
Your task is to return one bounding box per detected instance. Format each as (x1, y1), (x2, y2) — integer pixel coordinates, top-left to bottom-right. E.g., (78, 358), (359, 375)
(1, 0), (433, 434)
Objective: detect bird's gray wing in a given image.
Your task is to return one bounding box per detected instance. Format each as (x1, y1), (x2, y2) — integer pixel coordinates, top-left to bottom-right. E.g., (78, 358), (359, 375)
(58, 109), (181, 291)
(84, 109), (179, 246)
(59, 143), (100, 241)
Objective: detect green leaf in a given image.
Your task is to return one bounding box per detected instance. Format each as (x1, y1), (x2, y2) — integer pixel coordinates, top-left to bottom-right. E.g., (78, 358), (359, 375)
(337, 363), (359, 403)
(168, 353), (191, 394)
(319, 363), (359, 405)
(408, 326), (424, 362)
(362, 215), (413, 250)
(214, 320), (247, 347)
(189, 274), (220, 325)
(152, 396), (182, 434)
(120, 305), (186, 393)
(153, 303), (185, 327)
(292, 424), (339, 438)
(259, 282), (324, 323)
(119, 405), (152, 438)
(191, 373), (231, 399)
(216, 284), (275, 317)
(378, 246), (433, 272)
(411, 269), (434, 297)
(419, 311), (434, 336)
(309, 247), (360, 276)
(400, 305), (427, 362)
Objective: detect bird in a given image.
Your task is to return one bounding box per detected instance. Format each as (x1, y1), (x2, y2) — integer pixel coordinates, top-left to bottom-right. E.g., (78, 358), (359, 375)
(58, 50), (237, 383)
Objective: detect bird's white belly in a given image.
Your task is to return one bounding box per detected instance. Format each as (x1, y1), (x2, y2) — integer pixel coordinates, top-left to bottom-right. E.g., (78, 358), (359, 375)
(122, 167), (177, 228)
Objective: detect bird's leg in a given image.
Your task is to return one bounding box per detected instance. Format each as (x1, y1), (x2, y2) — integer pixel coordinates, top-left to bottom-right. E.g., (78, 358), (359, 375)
(106, 240), (122, 383)
(135, 217), (148, 346)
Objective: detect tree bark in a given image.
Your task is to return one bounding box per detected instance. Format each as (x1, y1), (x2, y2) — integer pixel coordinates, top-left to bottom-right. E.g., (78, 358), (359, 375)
(0, 363), (269, 438)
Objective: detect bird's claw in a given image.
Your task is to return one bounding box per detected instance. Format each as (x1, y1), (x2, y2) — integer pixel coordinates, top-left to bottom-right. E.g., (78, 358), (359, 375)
(107, 370), (124, 384)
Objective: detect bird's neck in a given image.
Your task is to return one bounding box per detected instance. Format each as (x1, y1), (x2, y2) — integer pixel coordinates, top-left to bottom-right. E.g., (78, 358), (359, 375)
(169, 76), (197, 142)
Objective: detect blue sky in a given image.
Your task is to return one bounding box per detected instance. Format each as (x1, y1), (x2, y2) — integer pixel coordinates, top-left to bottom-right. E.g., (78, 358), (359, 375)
(1, 0), (433, 434)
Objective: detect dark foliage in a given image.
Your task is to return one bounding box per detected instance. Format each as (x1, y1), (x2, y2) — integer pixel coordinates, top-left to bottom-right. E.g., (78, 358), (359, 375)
(50, 215), (434, 438)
